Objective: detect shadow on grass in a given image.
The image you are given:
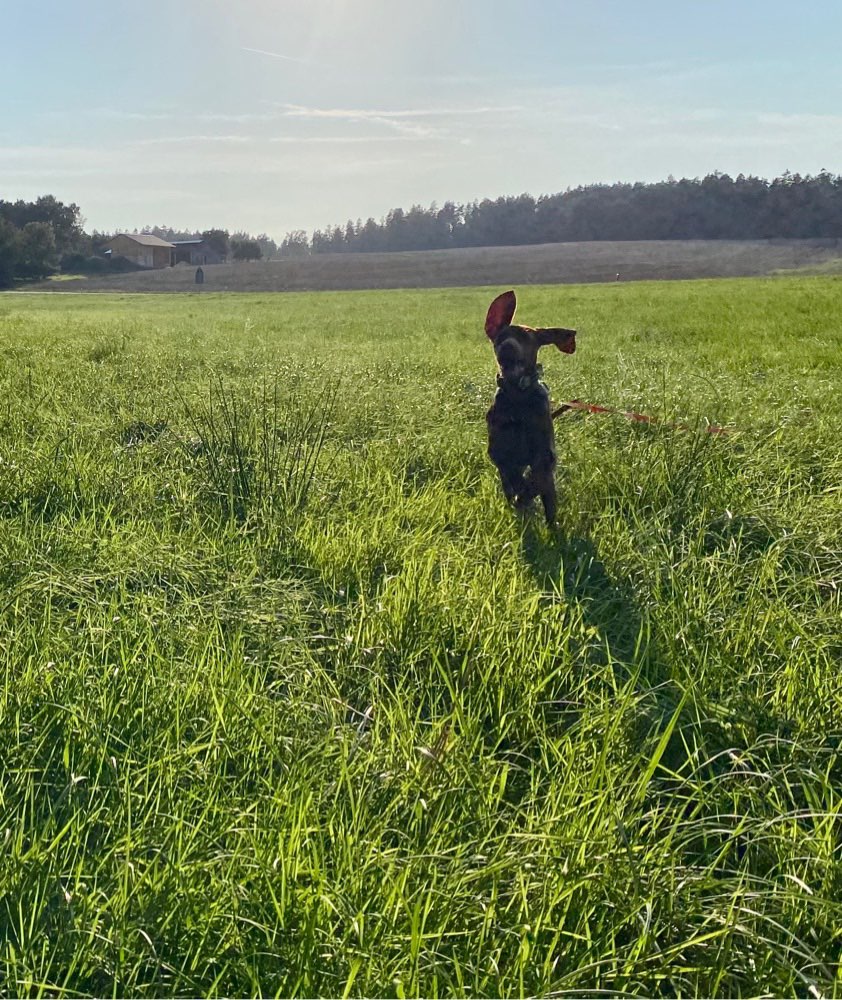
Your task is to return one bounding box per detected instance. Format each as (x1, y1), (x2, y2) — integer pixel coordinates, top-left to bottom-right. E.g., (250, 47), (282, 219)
(516, 522), (712, 811)
(520, 522), (651, 674)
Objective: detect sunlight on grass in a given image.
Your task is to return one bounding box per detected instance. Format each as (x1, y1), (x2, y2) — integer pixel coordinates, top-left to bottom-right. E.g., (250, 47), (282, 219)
(0, 278), (840, 996)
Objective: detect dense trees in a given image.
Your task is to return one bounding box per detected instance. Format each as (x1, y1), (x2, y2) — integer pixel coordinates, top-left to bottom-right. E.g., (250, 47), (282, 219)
(201, 229), (231, 259)
(15, 222), (56, 279)
(231, 231), (275, 260)
(0, 195), (84, 252)
(0, 196), (84, 286)
(278, 230), (310, 258)
(307, 172), (842, 254)
(231, 238), (262, 261)
(0, 219), (18, 287)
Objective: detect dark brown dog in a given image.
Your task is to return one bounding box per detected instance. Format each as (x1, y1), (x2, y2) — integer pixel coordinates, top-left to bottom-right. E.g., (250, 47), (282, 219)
(485, 290), (576, 525)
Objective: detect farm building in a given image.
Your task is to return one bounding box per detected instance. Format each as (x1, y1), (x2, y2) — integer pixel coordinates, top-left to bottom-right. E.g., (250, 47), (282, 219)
(103, 234), (175, 269)
(171, 239), (225, 265)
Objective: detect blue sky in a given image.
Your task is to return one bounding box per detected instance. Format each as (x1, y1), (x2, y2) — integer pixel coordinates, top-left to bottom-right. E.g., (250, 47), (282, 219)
(3, 0), (842, 238)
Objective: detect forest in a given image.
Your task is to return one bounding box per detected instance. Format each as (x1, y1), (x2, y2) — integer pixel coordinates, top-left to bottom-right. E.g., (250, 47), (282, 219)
(291, 171), (842, 256)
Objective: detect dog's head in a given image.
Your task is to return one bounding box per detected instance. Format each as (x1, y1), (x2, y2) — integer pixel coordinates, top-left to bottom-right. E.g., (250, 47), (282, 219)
(485, 290), (576, 383)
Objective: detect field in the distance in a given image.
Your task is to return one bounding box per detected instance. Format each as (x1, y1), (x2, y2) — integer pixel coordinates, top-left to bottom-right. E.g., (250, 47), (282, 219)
(0, 278), (840, 996)
(35, 237), (842, 292)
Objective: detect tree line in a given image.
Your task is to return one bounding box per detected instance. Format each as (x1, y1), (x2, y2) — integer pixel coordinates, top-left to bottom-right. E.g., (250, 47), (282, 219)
(281, 171), (842, 256)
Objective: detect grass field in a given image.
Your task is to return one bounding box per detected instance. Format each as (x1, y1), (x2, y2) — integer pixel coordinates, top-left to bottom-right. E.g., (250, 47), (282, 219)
(31, 238), (842, 293)
(0, 277), (840, 997)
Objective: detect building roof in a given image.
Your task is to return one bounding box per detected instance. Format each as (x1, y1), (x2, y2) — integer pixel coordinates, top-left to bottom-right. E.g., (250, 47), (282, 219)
(110, 233), (176, 248)
(171, 239), (205, 246)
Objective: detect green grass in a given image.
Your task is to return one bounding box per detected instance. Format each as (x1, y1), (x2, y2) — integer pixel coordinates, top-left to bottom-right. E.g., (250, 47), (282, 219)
(0, 278), (840, 997)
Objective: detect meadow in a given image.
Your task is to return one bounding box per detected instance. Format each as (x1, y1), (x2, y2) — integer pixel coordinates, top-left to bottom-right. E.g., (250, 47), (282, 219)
(0, 277), (840, 997)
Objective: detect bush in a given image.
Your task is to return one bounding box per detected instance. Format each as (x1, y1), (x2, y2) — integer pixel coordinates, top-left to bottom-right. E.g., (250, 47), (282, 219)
(108, 254), (145, 273)
(60, 252), (108, 275)
(60, 253), (145, 275)
(0, 218), (17, 288)
(232, 239), (262, 261)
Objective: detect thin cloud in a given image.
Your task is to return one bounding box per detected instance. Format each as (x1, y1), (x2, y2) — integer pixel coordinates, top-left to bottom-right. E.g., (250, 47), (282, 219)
(275, 102), (524, 138)
(277, 105), (439, 138)
(241, 46), (317, 66)
(268, 135), (424, 144)
(277, 102), (523, 120)
(45, 102), (522, 134)
(132, 135), (252, 146)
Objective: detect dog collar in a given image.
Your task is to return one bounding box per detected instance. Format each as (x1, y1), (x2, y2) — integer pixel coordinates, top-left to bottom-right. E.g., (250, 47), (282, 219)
(497, 364), (544, 392)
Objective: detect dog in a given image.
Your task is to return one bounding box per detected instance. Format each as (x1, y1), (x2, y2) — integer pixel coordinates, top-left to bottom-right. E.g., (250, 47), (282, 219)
(485, 290), (576, 525)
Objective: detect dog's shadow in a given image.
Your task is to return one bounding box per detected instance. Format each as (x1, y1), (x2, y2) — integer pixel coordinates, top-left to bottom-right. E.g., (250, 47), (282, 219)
(520, 522), (651, 675)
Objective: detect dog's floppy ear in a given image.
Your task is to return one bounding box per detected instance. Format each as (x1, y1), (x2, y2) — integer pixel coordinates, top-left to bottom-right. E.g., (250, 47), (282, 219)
(485, 290), (517, 339)
(536, 327), (577, 354)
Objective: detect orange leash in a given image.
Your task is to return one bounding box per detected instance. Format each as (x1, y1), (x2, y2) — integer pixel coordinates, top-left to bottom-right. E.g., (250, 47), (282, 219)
(552, 399), (730, 435)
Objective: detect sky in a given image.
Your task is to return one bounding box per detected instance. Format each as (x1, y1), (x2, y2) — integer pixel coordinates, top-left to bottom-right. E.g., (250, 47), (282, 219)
(3, 0), (842, 239)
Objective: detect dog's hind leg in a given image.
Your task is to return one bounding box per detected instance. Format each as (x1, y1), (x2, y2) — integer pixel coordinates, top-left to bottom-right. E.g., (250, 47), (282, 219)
(538, 479), (557, 526)
(528, 458), (557, 526)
